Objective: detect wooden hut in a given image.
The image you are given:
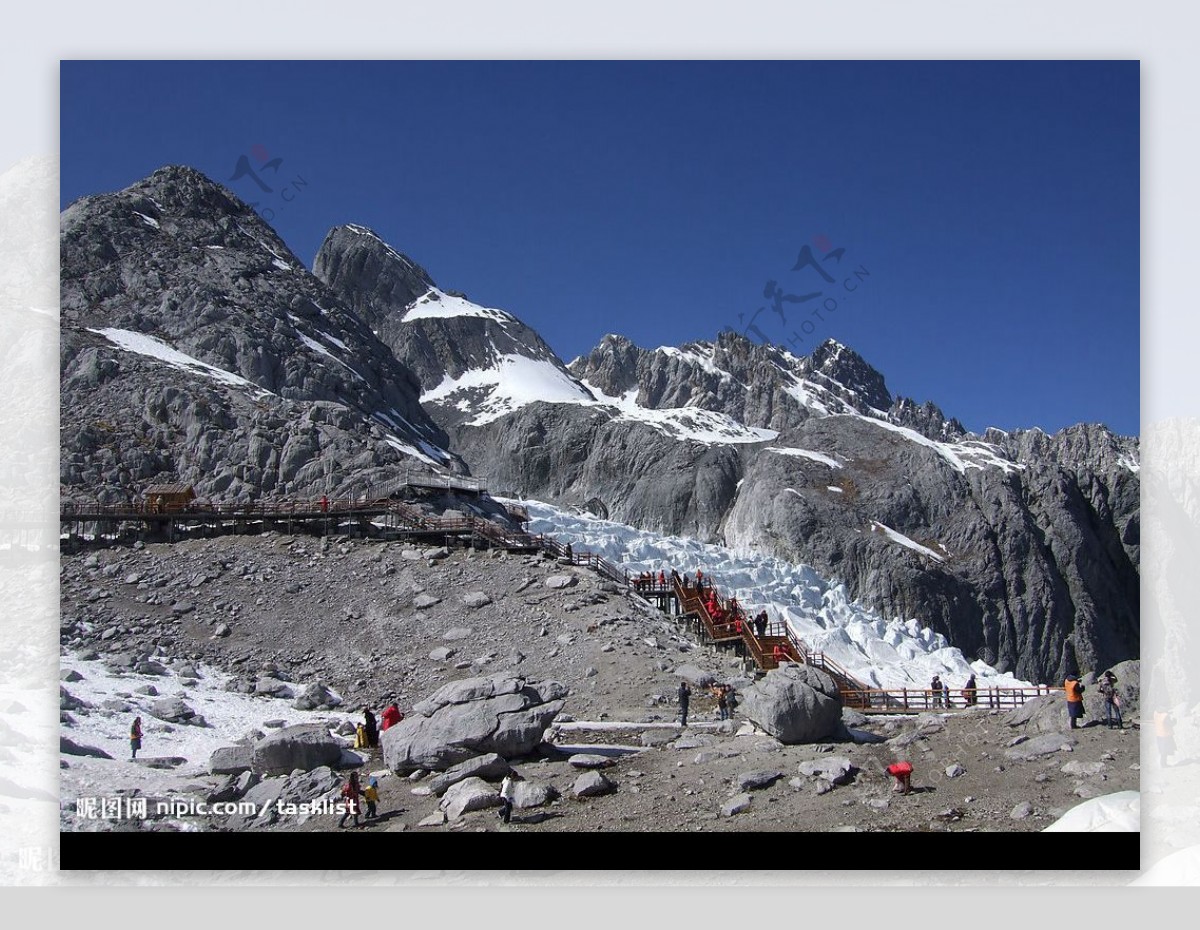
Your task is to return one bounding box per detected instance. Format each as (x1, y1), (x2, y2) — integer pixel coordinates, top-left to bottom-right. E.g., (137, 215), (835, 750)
(143, 484), (196, 514)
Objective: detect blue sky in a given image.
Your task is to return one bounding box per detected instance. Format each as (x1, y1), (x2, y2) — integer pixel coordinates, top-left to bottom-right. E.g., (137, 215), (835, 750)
(60, 61), (1139, 436)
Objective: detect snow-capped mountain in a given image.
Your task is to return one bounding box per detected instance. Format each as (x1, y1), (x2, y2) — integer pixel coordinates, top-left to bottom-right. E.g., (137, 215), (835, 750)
(59, 165), (1139, 686)
(60, 167), (460, 502)
(312, 219), (1138, 684)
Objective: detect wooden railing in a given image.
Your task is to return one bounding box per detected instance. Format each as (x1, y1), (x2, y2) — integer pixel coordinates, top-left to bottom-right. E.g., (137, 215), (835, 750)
(839, 685), (1062, 712)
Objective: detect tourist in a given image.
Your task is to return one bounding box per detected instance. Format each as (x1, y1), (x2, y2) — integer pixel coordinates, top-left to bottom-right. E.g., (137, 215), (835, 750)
(886, 761), (913, 794)
(930, 675), (943, 708)
(964, 673), (978, 706)
(1064, 675), (1085, 729)
(754, 611), (768, 638)
(363, 777), (380, 819)
(1098, 671), (1123, 729)
(678, 681), (692, 727)
(363, 707), (379, 748)
(942, 680), (951, 708)
(726, 685), (738, 719)
(498, 773), (518, 824)
(381, 703), (403, 731)
(338, 772), (362, 828)
(715, 685), (729, 721)
(129, 716), (143, 761)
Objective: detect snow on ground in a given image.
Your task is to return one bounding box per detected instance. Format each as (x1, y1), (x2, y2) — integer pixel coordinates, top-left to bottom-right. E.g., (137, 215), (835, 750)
(869, 520), (946, 562)
(1043, 791), (1140, 833)
(132, 211), (159, 229)
(88, 328), (275, 398)
(59, 652), (355, 771)
(403, 287), (515, 325)
(516, 499), (1033, 692)
(767, 447), (843, 468)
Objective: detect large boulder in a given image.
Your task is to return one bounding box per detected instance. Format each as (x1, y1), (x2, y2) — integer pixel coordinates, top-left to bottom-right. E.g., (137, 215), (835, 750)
(251, 723), (343, 776)
(381, 674), (568, 772)
(740, 664), (843, 744)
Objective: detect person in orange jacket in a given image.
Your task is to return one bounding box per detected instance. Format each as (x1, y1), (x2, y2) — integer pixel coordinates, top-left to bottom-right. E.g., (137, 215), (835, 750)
(1064, 675), (1085, 729)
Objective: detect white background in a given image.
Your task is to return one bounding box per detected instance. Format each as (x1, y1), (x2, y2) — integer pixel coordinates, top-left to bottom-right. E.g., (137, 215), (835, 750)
(1, 0), (1195, 917)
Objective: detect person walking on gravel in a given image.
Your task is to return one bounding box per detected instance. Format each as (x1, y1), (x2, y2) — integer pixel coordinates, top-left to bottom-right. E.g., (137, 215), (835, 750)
(129, 717), (143, 761)
(338, 771), (362, 828)
(678, 681), (692, 727)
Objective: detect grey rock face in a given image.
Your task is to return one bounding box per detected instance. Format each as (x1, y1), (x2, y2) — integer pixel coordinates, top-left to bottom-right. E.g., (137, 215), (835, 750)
(381, 674), (567, 772)
(250, 723), (343, 776)
(60, 166), (458, 504)
(741, 665), (843, 744)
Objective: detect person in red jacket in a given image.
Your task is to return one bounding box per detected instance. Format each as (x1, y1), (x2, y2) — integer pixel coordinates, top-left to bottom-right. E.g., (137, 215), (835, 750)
(380, 703), (403, 730)
(886, 761), (913, 794)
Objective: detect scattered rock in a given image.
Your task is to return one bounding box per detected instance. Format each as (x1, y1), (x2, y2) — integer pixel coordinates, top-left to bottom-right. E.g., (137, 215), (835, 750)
(413, 594), (442, 610)
(440, 776), (503, 820)
(292, 682), (339, 711)
(1010, 801), (1034, 820)
(1061, 760), (1107, 777)
(736, 770), (784, 792)
(721, 793), (752, 817)
(573, 771), (615, 798)
(944, 764), (966, 778)
(418, 811), (447, 827)
(797, 757), (855, 786)
(442, 627), (474, 641)
(569, 753), (615, 769)
(462, 592), (492, 609)
(60, 737), (112, 759)
(544, 574), (577, 590)
(428, 753), (512, 796)
(429, 646), (456, 662)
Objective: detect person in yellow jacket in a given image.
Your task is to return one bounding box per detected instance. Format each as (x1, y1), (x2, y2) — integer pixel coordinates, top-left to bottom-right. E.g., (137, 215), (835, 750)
(362, 778), (380, 819)
(1064, 675), (1085, 729)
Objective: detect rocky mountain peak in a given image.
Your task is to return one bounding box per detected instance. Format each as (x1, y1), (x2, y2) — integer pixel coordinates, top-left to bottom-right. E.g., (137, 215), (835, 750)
(805, 338), (892, 412)
(312, 224), (436, 331)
